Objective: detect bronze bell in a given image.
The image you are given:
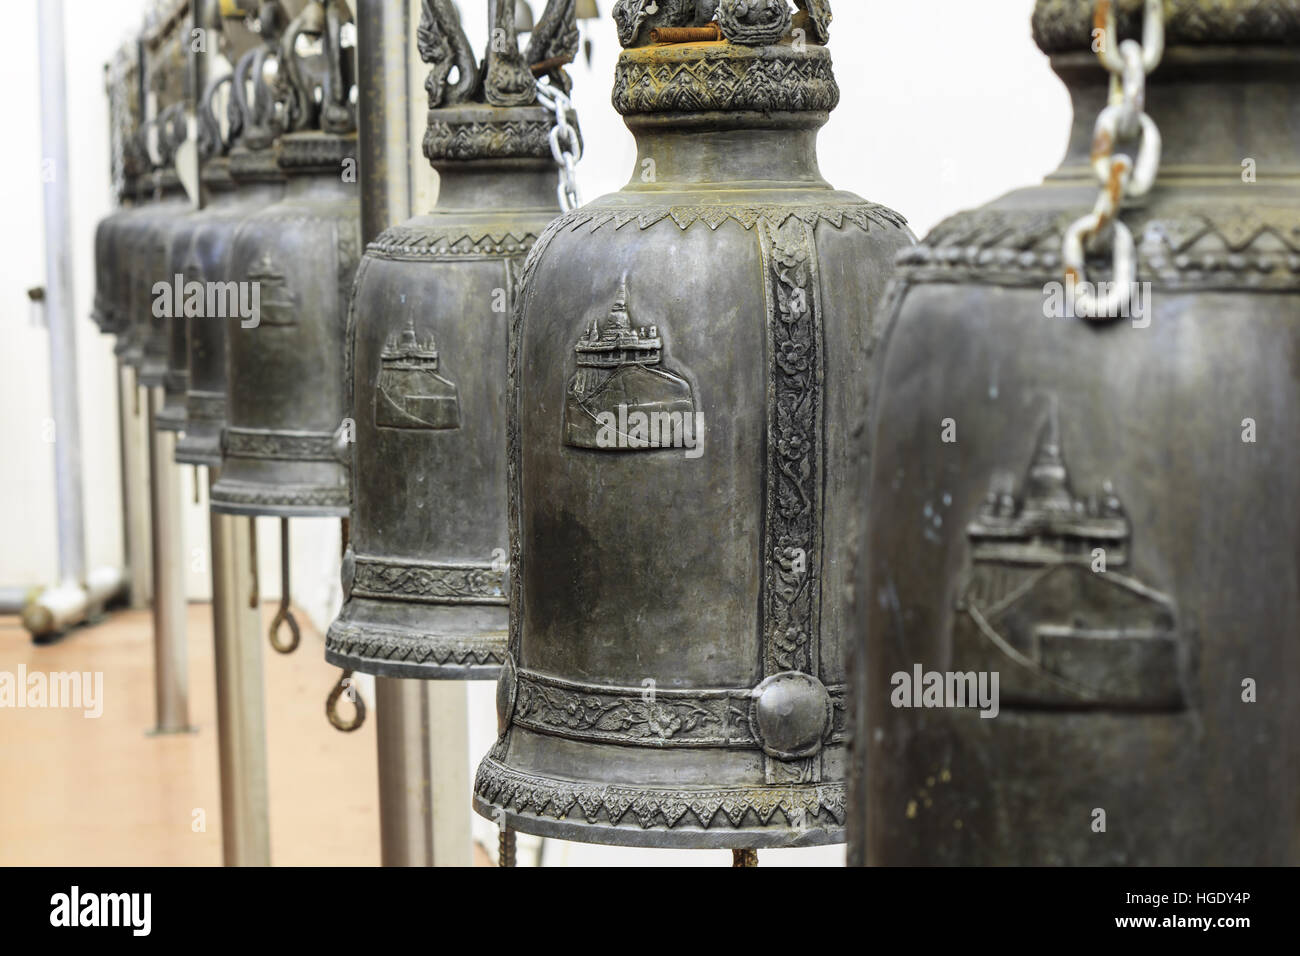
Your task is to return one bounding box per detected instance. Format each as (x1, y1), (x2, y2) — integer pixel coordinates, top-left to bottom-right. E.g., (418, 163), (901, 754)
(210, 0), (360, 518)
(474, 0), (913, 850)
(137, 36), (195, 397)
(326, 1), (580, 678)
(92, 46), (148, 340)
(155, 97), (199, 435)
(175, 44), (288, 468)
(117, 112), (192, 376)
(850, 0), (1300, 865)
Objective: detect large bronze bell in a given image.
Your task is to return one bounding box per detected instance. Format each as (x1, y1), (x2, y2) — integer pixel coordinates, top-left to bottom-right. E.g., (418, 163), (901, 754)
(175, 46), (288, 468)
(326, 0), (580, 679)
(850, 0), (1300, 865)
(210, 0), (360, 517)
(474, 0), (913, 850)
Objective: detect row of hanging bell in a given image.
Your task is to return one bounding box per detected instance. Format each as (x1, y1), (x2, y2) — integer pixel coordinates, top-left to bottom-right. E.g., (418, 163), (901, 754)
(174, 8), (291, 470)
(211, 0), (359, 521)
(850, 0), (1300, 865)
(474, 0), (915, 852)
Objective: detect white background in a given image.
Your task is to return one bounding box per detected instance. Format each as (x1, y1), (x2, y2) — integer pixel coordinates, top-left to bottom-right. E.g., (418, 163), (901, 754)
(0, 0), (1071, 865)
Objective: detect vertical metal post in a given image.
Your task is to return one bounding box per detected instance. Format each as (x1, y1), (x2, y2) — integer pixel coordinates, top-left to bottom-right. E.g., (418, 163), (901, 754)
(37, 0), (86, 588)
(208, 468), (271, 865)
(375, 679), (472, 866)
(147, 387), (191, 733)
(120, 362), (153, 608)
(358, 0), (412, 238)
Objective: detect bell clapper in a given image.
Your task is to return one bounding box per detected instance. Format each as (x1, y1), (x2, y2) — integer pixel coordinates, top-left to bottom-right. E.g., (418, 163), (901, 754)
(732, 849), (759, 867)
(268, 517), (300, 653)
(325, 668), (365, 732)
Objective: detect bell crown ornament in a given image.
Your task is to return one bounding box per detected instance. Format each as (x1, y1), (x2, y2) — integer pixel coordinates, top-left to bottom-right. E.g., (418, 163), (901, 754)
(474, 0), (914, 851)
(1031, 0), (1300, 51)
(325, 0), (581, 682)
(210, 0), (360, 517)
(850, 0), (1300, 865)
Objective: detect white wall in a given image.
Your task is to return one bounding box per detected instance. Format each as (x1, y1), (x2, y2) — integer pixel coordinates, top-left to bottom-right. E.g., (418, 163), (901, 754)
(0, 0), (1071, 865)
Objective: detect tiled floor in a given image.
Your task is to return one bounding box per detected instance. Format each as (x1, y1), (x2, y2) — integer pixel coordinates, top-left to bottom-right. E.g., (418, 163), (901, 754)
(0, 603), (384, 866)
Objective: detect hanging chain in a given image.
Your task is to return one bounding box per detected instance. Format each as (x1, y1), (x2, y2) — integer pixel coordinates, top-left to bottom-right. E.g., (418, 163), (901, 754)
(1061, 0), (1164, 320)
(535, 81), (583, 213)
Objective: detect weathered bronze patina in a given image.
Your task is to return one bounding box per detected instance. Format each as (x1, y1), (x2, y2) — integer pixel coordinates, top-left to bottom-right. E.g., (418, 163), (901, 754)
(325, 0), (580, 680)
(475, 0), (913, 850)
(851, 0), (1300, 866)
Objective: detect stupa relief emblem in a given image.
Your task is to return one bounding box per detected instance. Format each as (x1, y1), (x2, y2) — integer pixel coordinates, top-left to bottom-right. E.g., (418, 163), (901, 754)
(563, 273), (699, 453)
(374, 316), (460, 430)
(246, 252), (298, 327)
(953, 402), (1187, 711)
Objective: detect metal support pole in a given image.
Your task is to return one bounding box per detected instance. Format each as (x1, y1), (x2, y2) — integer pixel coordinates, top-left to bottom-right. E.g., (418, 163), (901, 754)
(37, 0), (86, 588)
(375, 678), (472, 867)
(358, 0), (412, 238)
(208, 468), (271, 865)
(120, 362), (153, 608)
(147, 386), (191, 733)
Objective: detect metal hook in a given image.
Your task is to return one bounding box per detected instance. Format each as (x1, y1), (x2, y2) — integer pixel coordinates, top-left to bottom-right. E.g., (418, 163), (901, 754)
(326, 669), (365, 732)
(268, 518), (300, 653)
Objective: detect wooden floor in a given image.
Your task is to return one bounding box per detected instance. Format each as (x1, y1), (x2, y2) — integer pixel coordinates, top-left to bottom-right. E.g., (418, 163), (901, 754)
(0, 603), (388, 866)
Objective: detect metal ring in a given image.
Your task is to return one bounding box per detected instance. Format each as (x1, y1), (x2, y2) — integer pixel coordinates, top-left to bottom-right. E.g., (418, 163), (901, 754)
(1062, 218), (1136, 321)
(326, 670), (366, 732)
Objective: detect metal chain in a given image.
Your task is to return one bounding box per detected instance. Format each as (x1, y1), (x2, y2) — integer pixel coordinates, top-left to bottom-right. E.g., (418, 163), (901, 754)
(535, 81), (583, 213)
(1061, 0), (1164, 320)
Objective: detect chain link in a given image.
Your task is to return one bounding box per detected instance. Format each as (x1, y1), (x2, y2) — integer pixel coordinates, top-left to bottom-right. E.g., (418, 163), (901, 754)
(536, 81), (583, 213)
(1061, 0), (1164, 320)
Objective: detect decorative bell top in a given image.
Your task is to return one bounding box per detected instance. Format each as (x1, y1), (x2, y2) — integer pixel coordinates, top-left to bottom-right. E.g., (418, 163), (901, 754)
(1032, 0), (1300, 53)
(419, 0), (580, 164)
(611, 0), (838, 118)
(273, 0), (358, 174)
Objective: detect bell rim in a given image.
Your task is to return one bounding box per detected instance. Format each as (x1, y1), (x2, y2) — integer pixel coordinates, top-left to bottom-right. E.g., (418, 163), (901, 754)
(325, 612), (507, 681)
(473, 795), (845, 851)
(207, 498), (350, 519)
(324, 646), (502, 682)
(474, 757), (847, 850)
